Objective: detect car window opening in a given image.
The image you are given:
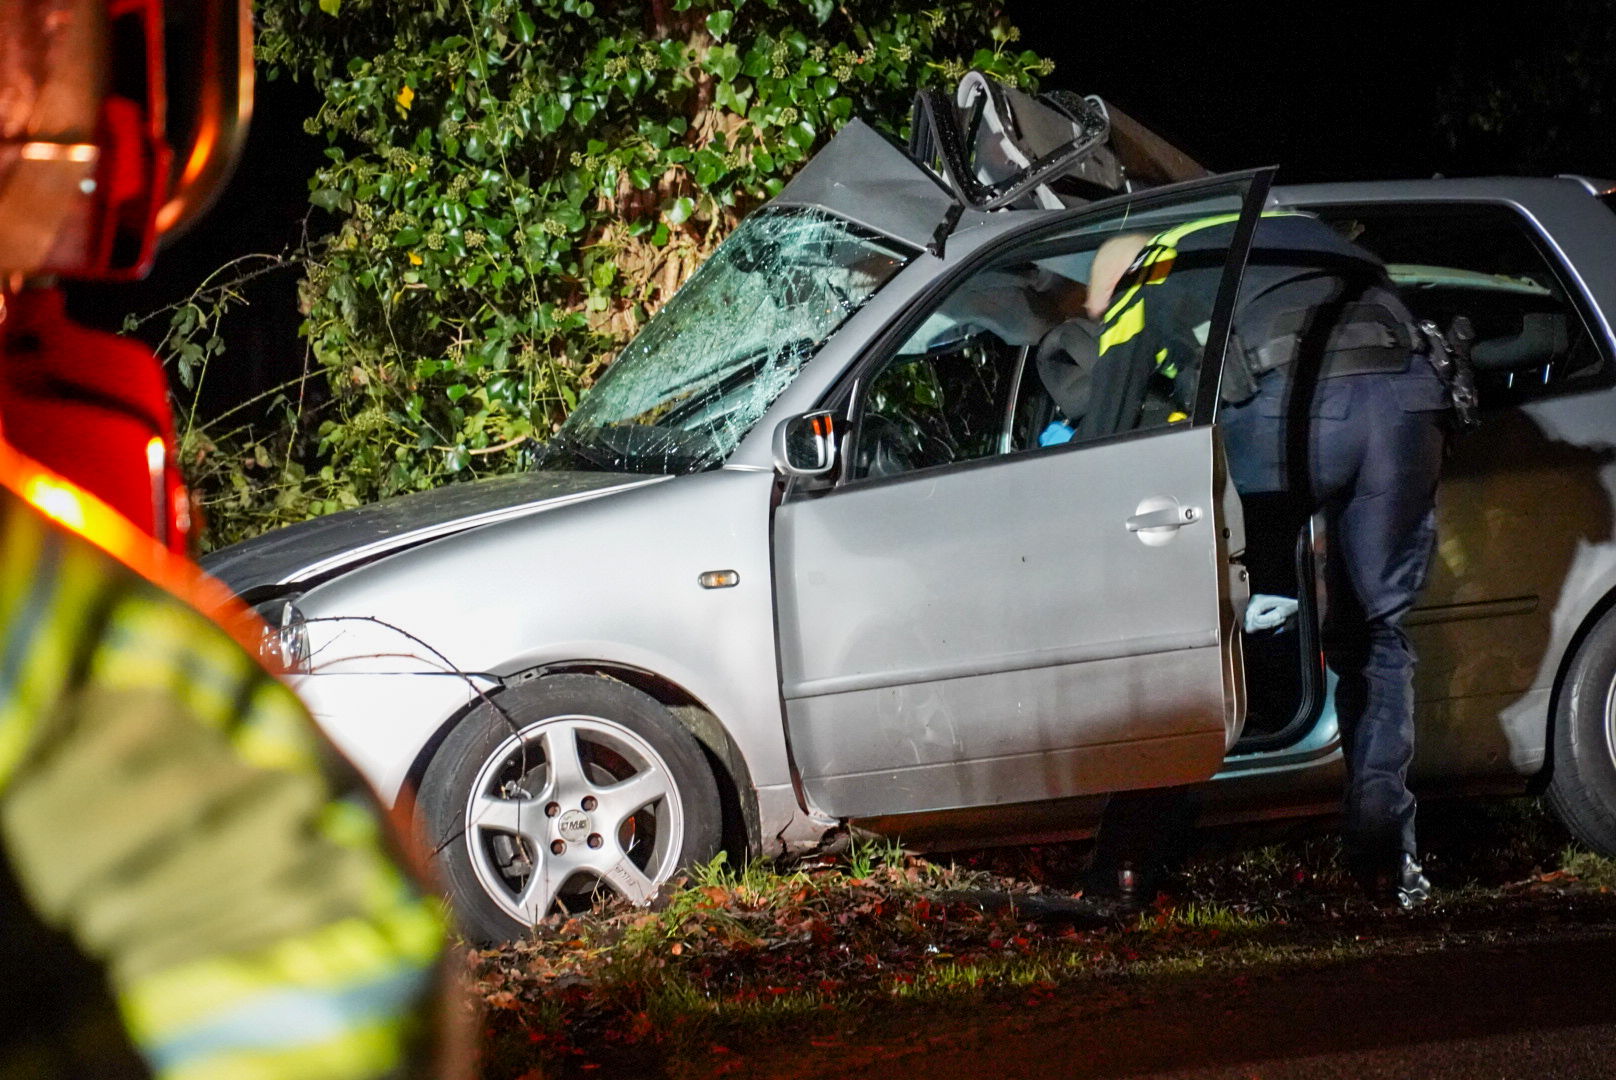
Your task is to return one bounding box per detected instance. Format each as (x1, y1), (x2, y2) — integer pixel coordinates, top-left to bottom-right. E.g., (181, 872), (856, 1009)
(847, 190), (1253, 484)
(1312, 203), (1608, 405)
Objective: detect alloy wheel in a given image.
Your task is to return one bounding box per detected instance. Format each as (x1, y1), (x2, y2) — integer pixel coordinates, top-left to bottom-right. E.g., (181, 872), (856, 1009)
(464, 714), (685, 922)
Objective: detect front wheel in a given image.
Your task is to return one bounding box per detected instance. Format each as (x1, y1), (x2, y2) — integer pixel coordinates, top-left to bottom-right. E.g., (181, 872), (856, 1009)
(1547, 609), (1616, 857)
(420, 674), (722, 943)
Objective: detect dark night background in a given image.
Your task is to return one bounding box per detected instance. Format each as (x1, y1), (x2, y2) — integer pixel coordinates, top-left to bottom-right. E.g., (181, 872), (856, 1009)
(67, 1), (1616, 419)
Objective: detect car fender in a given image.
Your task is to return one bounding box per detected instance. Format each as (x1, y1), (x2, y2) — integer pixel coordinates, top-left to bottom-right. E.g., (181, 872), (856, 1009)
(290, 468), (797, 822)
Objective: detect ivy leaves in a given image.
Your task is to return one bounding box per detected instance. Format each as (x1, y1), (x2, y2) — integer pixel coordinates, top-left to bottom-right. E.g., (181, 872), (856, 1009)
(705, 9), (735, 39)
(195, 0), (1048, 546)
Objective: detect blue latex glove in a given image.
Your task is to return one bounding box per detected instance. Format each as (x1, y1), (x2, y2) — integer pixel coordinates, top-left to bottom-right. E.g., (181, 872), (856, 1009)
(1245, 593), (1300, 633)
(1039, 421), (1075, 447)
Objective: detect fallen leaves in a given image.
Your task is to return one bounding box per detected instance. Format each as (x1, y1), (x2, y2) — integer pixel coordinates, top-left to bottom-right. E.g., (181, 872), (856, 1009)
(467, 807), (1616, 1079)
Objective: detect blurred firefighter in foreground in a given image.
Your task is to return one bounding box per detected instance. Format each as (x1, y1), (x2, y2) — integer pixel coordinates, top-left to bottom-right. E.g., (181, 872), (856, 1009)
(0, 0), (463, 1076)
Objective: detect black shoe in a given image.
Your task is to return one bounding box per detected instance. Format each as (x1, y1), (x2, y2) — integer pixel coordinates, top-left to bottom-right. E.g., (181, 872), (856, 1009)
(1076, 860), (1148, 913)
(1351, 851), (1431, 910)
(1394, 853), (1431, 910)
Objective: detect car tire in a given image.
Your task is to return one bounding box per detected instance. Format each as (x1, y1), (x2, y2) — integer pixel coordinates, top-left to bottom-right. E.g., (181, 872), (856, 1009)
(1547, 609), (1616, 857)
(419, 673), (723, 943)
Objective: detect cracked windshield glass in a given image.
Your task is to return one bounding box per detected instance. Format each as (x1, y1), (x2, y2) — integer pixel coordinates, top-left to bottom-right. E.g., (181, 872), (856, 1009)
(539, 207), (915, 474)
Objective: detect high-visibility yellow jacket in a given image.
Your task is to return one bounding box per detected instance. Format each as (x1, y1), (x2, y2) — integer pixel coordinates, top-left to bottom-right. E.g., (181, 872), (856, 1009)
(1081, 211), (1409, 439)
(0, 441), (451, 1080)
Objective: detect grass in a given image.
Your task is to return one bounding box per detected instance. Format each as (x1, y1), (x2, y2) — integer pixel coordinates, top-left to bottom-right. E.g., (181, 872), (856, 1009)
(1560, 846), (1616, 889)
(1140, 900), (1276, 932)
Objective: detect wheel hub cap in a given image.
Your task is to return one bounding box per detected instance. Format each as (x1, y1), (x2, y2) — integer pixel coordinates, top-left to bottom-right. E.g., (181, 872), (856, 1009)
(463, 713), (685, 926)
(556, 809), (591, 843)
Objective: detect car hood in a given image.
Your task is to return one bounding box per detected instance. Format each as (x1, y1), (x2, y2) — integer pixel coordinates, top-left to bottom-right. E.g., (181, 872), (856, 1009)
(202, 470), (667, 596)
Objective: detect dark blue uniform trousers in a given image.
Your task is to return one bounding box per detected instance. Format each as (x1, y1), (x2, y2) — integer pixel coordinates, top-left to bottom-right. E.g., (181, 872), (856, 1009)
(1220, 360), (1449, 856)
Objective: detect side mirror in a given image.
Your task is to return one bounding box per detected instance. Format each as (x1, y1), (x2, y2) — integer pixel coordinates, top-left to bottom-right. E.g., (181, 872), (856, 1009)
(772, 411), (837, 477)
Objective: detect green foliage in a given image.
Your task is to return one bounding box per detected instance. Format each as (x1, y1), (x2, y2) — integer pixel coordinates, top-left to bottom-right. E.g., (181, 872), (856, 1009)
(1561, 847), (1616, 890)
(845, 833), (908, 881)
(177, 0), (1049, 546)
(127, 252), (364, 548)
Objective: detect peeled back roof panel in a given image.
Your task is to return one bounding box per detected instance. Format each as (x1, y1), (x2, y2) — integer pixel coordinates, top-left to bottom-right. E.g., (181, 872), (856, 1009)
(771, 119), (955, 251)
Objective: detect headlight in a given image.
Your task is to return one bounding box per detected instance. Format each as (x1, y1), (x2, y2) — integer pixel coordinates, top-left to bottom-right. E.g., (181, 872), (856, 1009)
(255, 598), (311, 674)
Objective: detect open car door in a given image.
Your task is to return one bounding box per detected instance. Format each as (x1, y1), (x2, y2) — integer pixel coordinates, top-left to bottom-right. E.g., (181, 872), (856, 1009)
(774, 170), (1274, 819)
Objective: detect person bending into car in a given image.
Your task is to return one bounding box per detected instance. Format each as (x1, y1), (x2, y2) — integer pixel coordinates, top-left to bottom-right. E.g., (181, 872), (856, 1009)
(1080, 214), (1451, 909)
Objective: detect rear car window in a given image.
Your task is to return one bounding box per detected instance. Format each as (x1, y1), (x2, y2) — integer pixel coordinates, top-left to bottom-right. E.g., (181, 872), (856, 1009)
(1302, 203), (1609, 406)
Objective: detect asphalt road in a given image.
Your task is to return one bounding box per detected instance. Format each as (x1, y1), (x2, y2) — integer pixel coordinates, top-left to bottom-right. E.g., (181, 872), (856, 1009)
(721, 924), (1616, 1079)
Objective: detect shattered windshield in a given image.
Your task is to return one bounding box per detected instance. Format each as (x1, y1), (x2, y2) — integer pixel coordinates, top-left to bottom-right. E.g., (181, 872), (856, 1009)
(540, 207), (915, 474)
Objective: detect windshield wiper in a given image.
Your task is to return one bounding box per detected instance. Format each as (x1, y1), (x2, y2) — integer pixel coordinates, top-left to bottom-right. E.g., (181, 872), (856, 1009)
(654, 339), (817, 429)
(535, 432), (622, 472)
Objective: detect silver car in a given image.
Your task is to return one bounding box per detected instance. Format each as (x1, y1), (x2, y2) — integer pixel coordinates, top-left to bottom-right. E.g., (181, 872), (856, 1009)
(208, 81), (1616, 941)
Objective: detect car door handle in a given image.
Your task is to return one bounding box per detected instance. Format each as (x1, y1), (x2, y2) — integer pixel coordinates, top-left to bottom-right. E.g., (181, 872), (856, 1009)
(1126, 504), (1202, 532)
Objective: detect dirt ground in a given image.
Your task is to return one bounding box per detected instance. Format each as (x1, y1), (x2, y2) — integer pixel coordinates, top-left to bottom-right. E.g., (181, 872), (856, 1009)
(704, 892), (1616, 1080)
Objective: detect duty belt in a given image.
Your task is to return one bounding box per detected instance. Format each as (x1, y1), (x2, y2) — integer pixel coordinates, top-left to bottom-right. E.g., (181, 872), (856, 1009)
(1249, 302), (1418, 378)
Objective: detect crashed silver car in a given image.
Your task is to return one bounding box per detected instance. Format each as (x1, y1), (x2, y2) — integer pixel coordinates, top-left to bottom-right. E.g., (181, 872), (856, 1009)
(208, 76), (1616, 941)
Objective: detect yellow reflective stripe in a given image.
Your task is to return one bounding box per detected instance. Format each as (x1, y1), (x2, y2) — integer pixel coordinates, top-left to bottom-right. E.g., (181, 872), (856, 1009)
(0, 517), (113, 788)
(1104, 279), (1141, 323)
(161, 1017), (411, 1080)
(0, 696), (31, 791)
(121, 905), (444, 1044)
(1097, 242), (1180, 358)
(1152, 208), (1312, 248)
(233, 679), (323, 775)
(0, 507), (49, 786)
(0, 438), (273, 661)
(1096, 211), (1317, 366)
(312, 799), (418, 915)
(316, 796), (388, 851)
(1153, 211), (1241, 247)
(312, 798), (443, 920)
(89, 596), (320, 775)
(0, 500), (48, 632)
(1097, 293), (1145, 355)
(93, 597), (253, 722)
